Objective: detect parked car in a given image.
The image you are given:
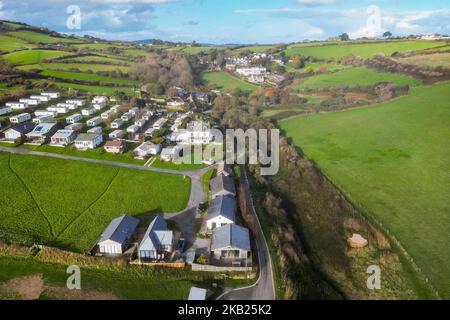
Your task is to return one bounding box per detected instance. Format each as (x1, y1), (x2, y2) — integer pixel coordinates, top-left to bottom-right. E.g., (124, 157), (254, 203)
(177, 238), (186, 253)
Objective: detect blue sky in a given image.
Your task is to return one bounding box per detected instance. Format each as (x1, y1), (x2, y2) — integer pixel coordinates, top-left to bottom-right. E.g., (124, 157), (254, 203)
(0, 0), (449, 43)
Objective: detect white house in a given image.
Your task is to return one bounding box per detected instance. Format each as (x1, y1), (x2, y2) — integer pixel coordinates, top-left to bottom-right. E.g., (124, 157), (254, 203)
(206, 195), (236, 230)
(121, 112), (133, 122)
(41, 92), (61, 99)
(0, 105), (12, 116)
(81, 108), (96, 116)
(32, 114), (54, 124)
(35, 110), (57, 117)
(127, 124), (140, 134)
(30, 95), (49, 102)
(111, 118), (124, 129)
(109, 130), (123, 139)
(160, 146), (179, 162)
(25, 123), (57, 145)
(66, 99), (85, 107)
(248, 74), (265, 84)
(101, 110), (114, 120)
(51, 130), (77, 146)
(64, 123), (83, 132)
(87, 126), (103, 135)
(20, 98), (40, 106)
(210, 224), (251, 260)
(129, 107), (139, 117)
(110, 105), (121, 113)
(175, 121), (212, 144)
(153, 118), (168, 130)
(6, 102), (27, 110)
(4, 122), (36, 141)
(138, 216), (173, 261)
(74, 133), (103, 150)
(97, 215), (139, 255)
(66, 113), (82, 124)
(92, 96), (108, 105)
(10, 113), (31, 124)
(135, 119), (146, 128)
(47, 105), (69, 114)
(134, 141), (161, 159)
(93, 103), (106, 111)
(87, 117), (102, 127)
(57, 103), (77, 110)
(143, 111), (154, 121)
(235, 67), (267, 76)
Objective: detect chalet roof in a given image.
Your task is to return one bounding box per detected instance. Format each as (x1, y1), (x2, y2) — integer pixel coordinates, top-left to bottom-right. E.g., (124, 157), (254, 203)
(6, 122), (36, 134)
(211, 224), (251, 252)
(210, 174), (236, 197)
(138, 216), (173, 251)
(207, 195), (236, 222)
(98, 215), (139, 245)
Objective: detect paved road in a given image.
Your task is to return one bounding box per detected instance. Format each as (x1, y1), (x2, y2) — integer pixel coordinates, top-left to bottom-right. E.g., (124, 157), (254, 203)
(219, 165), (276, 300)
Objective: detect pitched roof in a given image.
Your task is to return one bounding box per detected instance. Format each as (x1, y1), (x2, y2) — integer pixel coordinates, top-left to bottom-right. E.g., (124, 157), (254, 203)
(207, 195), (236, 222)
(105, 139), (124, 148)
(210, 174), (236, 197)
(98, 215), (139, 245)
(139, 216), (173, 251)
(211, 224), (251, 252)
(75, 133), (99, 142)
(7, 122), (36, 134)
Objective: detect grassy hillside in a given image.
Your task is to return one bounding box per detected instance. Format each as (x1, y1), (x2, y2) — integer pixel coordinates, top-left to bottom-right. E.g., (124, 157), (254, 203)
(0, 153), (191, 252)
(2, 50), (72, 65)
(395, 52), (450, 68)
(7, 30), (80, 44)
(290, 66), (420, 90)
(202, 71), (259, 93)
(285, 40), (447, 59)
(40, 70), (137, 86)
(279, 81), (450, 298)
(0, 34), (36, 52)
(17, 63), (130, 73)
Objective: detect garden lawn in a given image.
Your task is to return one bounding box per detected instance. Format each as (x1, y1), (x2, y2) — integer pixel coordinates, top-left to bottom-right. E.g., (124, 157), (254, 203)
(202, 71), (259, 93)
(279, 81), (450, 298)
(290, 66), (420, 90)
(2, 50), (72, 65)
(0, 152), (191, 252)
(284, 40), (446, 59)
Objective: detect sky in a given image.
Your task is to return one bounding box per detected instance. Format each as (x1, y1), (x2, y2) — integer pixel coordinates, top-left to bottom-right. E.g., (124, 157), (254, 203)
(0, 0), (449, 44)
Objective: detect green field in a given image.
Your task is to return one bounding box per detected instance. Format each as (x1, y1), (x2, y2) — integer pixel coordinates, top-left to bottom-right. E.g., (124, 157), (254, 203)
(234, 45), (275, 53)
(7, 30), (80, 44)
(0, 34), (36, 52)
(17, 63), (130, 73)
(284, 40), (447, 59)
(34, 80), (135, 95)
(290, 66), (420, 90)
(62, 55), (130, 65)
(286, 61), (350, 73)
(202, 71), (259, 93)
(2, 50), (72, 65)
(396, 52), (450, 68)
(279, 81), (450, 298)
(0, 152), (191, 252)
(40, 70), (138, 86)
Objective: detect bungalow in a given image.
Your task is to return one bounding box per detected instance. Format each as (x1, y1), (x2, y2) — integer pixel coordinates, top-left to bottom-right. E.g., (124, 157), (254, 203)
(210, 174), (236, 199)
(134, 141), (161, 159)
(65, 123), (83, 132)
(86, 117), (102, 127)
(0, 105), (12, 116)
(152, 118), (168, 130)
(101, 110), (114, 120)
(210, 224), (251, 260)
(66, 113), (83, 124)
(111, 118), (124, 129)
(20, 98), (40, 106)
(30, 95), (49, 102)
(121, 112), (133, 122)
(97, 215), (139, 255)
(81, 107), (96, 116)
(138, 216), (173, 261)
(10, 113), (31, 124)
(206, 195), (236, 230)
(41, 92), (60, 99)
(87, 126), (103, 135)
(109, 130), (123, 139)
(57, 103), (77, 110)
(4, 122), (36, 141)
(74, 133), (103, 150)
(50, 130), (77, 147)
(35, 110), (56, 117)
(160, 146), (179, 162)
(93, 103), (106, 111)
(92, 96), (108, 105)
(47, 105), (69, 114)
(104, 139), (125, 154)
(127, 124), (140, 134)
(6, 102), (27, 110)
(32, 114), (54, 124)
(66, 99), (85, 107)
(25, 123), (57, 145)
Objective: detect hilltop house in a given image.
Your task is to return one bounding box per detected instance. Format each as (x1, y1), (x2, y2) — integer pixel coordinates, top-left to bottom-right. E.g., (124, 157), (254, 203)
(210, 224), (251, 261)
(133, 142), (161, 159)
(97, 215), (139, 255)
(25, 123), (58, 145)
(74, 133), (103, 150)
(138, 216), (174, 261)
(210, 174), (236, 199)
(4, 122), (36, 141)
(206, 195), (236, 230)
(50, 130), (77, 147)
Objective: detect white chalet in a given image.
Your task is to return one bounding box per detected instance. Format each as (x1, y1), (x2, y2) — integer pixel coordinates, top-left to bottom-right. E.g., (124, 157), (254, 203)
(10, 113), (31, 124)
(51, 130), (77, 147)
(66, 114), (83, 124)
(87, 117), (102, 127)
(81, 108), (96, 116)
(74, 133), (103, 150)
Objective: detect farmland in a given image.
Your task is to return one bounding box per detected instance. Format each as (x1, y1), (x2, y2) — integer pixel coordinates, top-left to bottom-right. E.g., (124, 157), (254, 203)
(17, 63), (130, 73)
(290, 66), (420, 90)
(202, 71), (259, 93)
(2, 50), (72, 65)
(0, 34), (36, 53)
(0, 152), (191, 252)
(39, 70), (138, 86)
(279, 81), (450, 298)
(7, 30), (81, 44)
(395, 52), (450, 69)
(33, 80), (135, 95)
(284, 40), (447, 59)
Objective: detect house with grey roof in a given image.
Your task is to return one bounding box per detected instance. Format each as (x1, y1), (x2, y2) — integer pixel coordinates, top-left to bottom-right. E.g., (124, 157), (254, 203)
(211, 224), (251, 260)
(138, 216), (173, 261)
(97, 215), (139, 255)
(210, 173), (236, 199)
(206, 195), (236, 230)
(25, 123), (58, 145)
